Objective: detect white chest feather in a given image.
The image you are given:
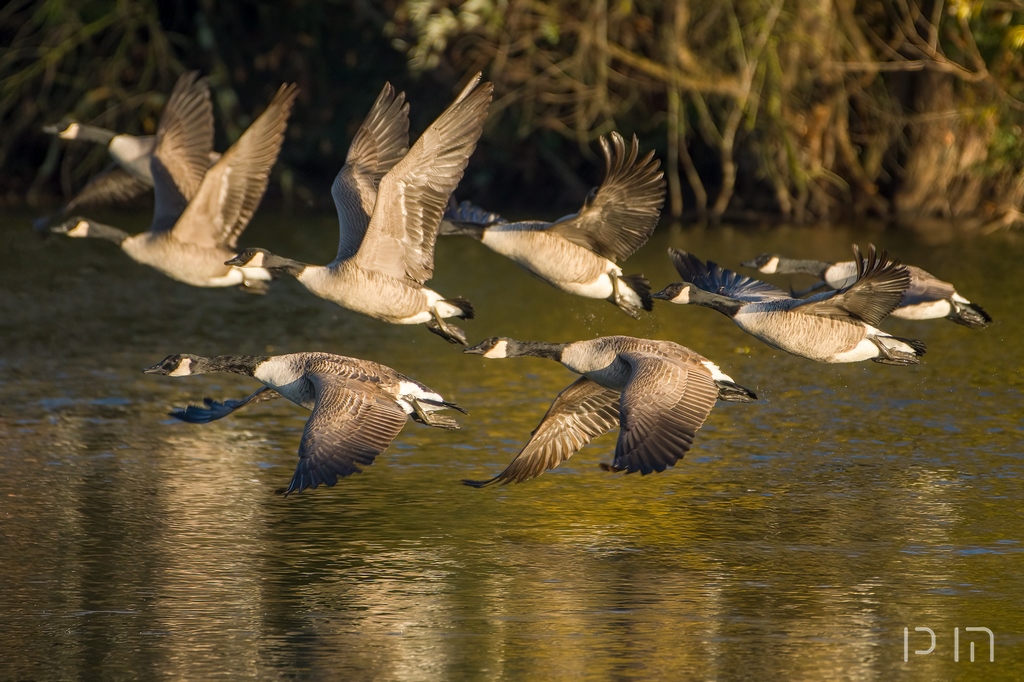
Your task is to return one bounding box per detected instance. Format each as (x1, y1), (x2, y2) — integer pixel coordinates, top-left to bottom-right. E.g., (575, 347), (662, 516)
(891, 299), (952, 320)
(253, 358), (305, 394)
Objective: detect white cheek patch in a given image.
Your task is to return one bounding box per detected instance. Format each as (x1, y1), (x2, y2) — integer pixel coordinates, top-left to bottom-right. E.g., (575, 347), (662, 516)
(759, 257), (779, 274)
(245, 251), (265, 267)
(671, 286), (691, 304)
(67, 221), (90, 237)
(59, 123), (80, 139)
(168, 358), (192, 376)
(482, 340), (508, 358)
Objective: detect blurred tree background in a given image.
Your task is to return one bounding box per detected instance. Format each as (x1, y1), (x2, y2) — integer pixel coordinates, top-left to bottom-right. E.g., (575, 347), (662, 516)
(4, 0), (1024, 230)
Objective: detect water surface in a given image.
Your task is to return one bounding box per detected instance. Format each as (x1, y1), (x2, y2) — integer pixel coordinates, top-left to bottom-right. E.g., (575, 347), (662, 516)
(1, 211), (1022, 679)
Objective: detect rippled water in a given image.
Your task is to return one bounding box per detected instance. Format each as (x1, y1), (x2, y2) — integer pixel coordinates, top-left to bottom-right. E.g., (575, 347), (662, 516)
(1, 210), (1022, 679)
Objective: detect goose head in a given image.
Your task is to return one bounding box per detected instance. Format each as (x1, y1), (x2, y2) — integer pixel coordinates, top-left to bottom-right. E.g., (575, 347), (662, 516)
(226, 248), (305, 276)
(49, 218), (92, 238)
(464, 337), (512, 358)
(652, 282), (692, 304)
(144, 354), (207, 377)
(42, 120), (79, 139)
(740, 253), (780, 274)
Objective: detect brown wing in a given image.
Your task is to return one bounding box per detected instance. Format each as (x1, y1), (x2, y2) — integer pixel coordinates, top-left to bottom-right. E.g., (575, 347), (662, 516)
(463, 377), (621, 487)
(613, 352), (719, 475)
(150, 72), (213, 232)
(797, 245), (910, 326)
(354, 75), (493, 283)
(547, 133), (665, 262)
(171, 84), (298, 249)
(64, 165), (151, 213)
(332, 83), (410, 263)
(286, 373), (409, 494)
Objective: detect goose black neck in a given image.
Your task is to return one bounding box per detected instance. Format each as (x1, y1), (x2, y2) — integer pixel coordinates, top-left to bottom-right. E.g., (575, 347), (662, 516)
(85, 220), (130, 245)
(204, 355), (270, 376)
(509, 340), (566, 361)
(775, 258), (830, 277)
(687, 287), (745, 317)
(76, 124), (117, 145)
(264, 253), (307, 278)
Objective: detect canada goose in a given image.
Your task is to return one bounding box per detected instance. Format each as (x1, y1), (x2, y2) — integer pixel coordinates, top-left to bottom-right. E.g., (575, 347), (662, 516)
(439, 133), (665, 318)
(741, 252), (992, 328)
(227, 76), (492, 343)
(462, 335), (755, 485)
(37, 72), (220, 228)
(144, 351), (466, 494)
(653, 245), (927, 365)
(49, 80), (297, 292)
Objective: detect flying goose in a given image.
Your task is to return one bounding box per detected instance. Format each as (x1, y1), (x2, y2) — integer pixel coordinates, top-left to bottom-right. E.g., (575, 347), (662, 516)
(227, 76), (492, 343)
(462, 335), (755, 486)
(741, 252), (991, 328)
(37, 72), (220, 228)
(439, 133), (665, 317)
(144, 351), (466, 494)
(653, 246), (927, 365)
(49, 79), (297, 292)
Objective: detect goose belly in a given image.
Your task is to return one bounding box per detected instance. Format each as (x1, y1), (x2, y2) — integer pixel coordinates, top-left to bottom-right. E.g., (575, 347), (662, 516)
(121, 236), (241, 287)
(733, 311), (870, 363)
(481, 229), (616, 297)
(297, 267), (431, 323)
(891, 299), (952, 320)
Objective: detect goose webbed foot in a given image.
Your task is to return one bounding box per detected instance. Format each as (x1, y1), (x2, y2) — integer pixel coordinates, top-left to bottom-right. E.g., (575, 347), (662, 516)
(598, 462), (626, 472)
(425, 318), (468, 345)
(410, 399), (461, 430)
(869, 336), (919, 366)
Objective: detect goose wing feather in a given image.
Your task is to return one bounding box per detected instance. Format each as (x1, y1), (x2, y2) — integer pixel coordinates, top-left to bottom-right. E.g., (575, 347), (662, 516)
(333, 83), (411, 262)
(286, 372), (408, 494)
(613, 352), (719, 475)
(463, 377), (620, 487)
(669, 248), (791, 301)
(547, 133), (665, 262)
(171, 84), (297, 249)
(64, 164), (152, 213)
(170, 386), (281, 423)
(796, 245), (910, 326)
(150, 72), (214, 233)
(354, 75), (492, 283)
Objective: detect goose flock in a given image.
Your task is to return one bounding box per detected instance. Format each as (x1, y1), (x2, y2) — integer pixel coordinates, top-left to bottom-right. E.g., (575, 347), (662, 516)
(40, 71), (992, 494)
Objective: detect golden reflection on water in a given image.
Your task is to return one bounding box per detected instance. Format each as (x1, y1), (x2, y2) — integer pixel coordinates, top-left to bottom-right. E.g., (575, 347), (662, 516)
(1, 211), (1023, 679)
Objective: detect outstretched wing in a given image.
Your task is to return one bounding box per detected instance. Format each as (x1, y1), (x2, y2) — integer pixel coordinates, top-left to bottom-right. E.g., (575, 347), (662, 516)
(613, 352), (719, 475)
(548, 133), (665, 262)
(354, 75), (493, 283)
(669, 248), (791, 302)
(796, 245), (910, 326)
(463, 377), (620, 487)
(286, 373), (409, 494)
(171, 83), (298, 249)
(150, 72), (214, 232)
(170, 386), (281, 423)
(64, 164), (152, 213)
(332, 83), (411, 263)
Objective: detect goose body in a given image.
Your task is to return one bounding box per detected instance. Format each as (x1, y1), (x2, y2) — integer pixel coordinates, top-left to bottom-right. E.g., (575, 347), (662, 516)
(440, 133), (665, 317)
(144, 351), (465, 494)
(655, 246), (927, 365)
(742, 253), (991, 328)
(51, 75), (297, 292)
(462, 335), (755, 485)
(229, 77), (492, 343)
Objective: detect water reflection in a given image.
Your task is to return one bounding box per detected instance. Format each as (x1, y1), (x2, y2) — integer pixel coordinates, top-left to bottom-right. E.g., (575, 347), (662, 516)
(2, 211), (1023, 678)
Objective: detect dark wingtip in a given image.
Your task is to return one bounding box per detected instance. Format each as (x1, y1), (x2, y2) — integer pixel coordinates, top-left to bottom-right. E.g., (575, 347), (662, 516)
(461, 477), (497, 488)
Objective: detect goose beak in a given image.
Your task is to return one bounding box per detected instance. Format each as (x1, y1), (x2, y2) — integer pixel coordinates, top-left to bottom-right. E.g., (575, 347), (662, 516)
(224, 255), (245, 266)
(463, 342), (487, 355)
(143, 363), (166, 375)
(740, 258), (758, 268)
(651, 288), (673, 301)
(42, 124), (59, 134)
